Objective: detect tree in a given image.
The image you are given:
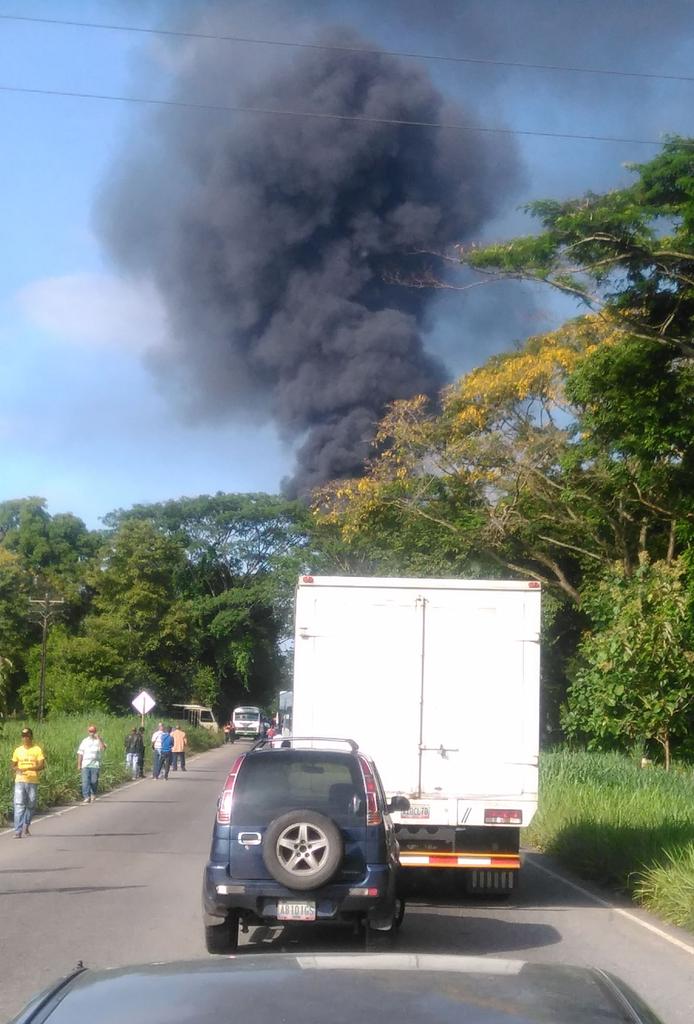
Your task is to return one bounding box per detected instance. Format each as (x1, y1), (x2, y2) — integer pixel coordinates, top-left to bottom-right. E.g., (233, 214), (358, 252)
(0, 655), (13, 718)
(0, 498), (96, 583)
(316, 317), (631, 602)
(0, 548), (34, 709)
(458, 137), (694, 358)
(190, 665), (220, 709)
(104, 494), (312, 710)
(563, 559), (694, 768)
(20, 627), (123, 715)
(565, 333), (694, 571)
(104, 492), (308, 595)
(82, 520), (197, 708)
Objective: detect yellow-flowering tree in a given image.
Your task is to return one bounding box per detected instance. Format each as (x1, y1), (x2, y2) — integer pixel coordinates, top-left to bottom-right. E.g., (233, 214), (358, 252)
(316, 316), (608, 602)
(315, 314), (693, 604)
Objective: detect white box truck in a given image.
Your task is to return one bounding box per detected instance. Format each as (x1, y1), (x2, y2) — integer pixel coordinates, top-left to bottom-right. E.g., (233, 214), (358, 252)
(291, 575), (541, 894)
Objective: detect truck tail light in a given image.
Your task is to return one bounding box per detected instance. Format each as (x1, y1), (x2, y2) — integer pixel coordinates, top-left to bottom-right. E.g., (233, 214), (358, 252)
(216, 754), (246, 824)
(357, 754), (383, 826)
(484, 808), (522, 825)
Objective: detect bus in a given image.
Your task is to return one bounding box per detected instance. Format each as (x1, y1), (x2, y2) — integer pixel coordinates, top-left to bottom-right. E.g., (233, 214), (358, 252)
(171, 704), (219, 733)
(232, 706), (263, 738)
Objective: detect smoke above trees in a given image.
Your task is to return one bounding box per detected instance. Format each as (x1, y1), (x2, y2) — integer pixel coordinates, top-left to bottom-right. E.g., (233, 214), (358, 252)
(97, 21), (521, 493)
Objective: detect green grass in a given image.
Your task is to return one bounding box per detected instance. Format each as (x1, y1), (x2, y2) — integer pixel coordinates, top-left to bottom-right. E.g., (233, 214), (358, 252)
(526, 750), (694, 932)
(0, 713), (223, 825)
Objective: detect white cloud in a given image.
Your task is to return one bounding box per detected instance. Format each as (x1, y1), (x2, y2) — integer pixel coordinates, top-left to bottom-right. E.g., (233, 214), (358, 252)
(17, 272), (168, 353)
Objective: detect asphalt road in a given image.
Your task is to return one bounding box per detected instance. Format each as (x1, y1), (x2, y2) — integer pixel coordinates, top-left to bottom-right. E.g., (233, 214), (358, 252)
(1, 742), (692, 1023)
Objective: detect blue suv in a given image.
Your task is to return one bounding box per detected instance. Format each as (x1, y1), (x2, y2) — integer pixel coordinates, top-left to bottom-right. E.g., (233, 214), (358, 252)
(202, 738), (408, 953)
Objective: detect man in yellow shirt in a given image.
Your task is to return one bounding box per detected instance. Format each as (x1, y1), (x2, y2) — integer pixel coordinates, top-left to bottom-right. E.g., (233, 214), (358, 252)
(11, 727), (45, 839)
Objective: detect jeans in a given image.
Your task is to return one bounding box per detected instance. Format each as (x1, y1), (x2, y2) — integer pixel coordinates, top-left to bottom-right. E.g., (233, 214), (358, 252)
(159, 751), (172, 779)
(172, 751), (186, 771)
(125, 752), (139, 778)
(137, 754), (145, 777)
(81, 766), (100, 799)
(14, 781), (37, 834)
(152, 749), (161, 778)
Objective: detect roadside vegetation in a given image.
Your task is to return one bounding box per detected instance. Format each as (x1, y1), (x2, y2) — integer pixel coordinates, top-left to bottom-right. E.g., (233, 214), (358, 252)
(527, 751), (694, 930)
(0, 714), (222, 825)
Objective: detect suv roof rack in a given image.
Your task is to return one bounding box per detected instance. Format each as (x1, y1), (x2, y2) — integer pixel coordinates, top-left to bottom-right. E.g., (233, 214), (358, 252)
(251, 736), (359, 752)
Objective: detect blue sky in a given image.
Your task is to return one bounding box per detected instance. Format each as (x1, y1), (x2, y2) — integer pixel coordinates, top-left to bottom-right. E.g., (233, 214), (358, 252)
(1, 0), (693, 526)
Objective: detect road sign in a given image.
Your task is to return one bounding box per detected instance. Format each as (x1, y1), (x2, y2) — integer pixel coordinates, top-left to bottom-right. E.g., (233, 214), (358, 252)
(132, 690), (156, 716)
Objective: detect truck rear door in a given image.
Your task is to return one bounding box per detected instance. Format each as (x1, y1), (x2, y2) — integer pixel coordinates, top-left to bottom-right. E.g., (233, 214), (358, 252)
(293, 584), (422, 795)
(418, 587), (540, 810)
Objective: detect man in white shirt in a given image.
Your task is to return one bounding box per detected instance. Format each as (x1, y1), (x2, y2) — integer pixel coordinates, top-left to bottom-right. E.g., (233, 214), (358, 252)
(77, 725), (106, 803)
(151, 722), (165, 779)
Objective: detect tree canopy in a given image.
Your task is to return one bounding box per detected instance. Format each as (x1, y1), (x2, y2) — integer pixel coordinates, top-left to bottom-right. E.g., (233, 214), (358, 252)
(460, 136), (694, 357)
(1, 493), (314, 719)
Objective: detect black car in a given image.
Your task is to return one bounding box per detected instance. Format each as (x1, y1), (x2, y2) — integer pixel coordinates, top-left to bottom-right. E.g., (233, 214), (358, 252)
(202, 737), (408, 953)
(9, 954), (665, 1024)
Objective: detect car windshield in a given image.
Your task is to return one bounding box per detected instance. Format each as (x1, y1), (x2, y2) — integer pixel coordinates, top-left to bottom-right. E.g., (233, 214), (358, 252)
(233, 752), (366, 825)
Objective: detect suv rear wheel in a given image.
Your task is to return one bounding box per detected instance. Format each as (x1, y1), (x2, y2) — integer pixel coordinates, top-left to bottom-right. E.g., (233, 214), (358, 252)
(205, 910), (240, 954)
(263, 809), (344, 890)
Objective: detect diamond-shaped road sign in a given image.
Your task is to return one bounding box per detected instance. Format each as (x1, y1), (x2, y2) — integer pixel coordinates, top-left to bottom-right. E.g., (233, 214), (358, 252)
(132, 690), (156, 716)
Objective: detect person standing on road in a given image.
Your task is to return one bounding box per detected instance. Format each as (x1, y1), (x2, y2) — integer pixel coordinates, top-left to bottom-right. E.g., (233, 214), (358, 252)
(159, 726), (174, 780)
(134, 726), (146, 778)
(10, 727), (45, 838)
(171, 725), (187, 771)
(124, 728), (140, 779)
(77, 725), (106, 803)
(151, 721), (165, 778)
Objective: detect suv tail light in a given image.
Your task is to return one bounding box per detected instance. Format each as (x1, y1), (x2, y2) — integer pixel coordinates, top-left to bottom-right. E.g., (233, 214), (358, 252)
(484, 808), (522, 825)
(357, 754), (383, 827)
(216, 754), (246, 825)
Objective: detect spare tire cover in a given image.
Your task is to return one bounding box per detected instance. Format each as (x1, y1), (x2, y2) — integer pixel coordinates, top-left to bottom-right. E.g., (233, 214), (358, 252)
(263, 808), (344, 891)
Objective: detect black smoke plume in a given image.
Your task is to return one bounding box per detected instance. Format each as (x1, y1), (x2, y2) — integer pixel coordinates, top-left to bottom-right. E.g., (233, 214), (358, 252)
(99, 25), (521, 493)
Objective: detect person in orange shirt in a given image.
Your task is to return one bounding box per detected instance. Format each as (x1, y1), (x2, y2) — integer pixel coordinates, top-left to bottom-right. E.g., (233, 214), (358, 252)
(11, 727), (45, 838)
(171, 725), (188, 771)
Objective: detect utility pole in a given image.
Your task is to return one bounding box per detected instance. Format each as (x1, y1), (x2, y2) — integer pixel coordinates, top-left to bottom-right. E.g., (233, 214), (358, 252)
(28, 592), (65, 721)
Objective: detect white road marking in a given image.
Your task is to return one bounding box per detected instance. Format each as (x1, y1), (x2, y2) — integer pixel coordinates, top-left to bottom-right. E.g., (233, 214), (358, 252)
(0, 778), (144, 837)
(527, 855), (694, 957)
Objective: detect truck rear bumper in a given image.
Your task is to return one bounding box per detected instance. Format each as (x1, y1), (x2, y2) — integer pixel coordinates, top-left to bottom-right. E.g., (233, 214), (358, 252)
(399, 852), (521, 869)
(395, 824), (520, 870)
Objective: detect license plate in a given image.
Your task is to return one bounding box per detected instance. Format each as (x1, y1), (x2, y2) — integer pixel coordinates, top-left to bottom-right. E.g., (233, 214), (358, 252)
(277, 900), (316, 922)
(401, 804), (430, 819)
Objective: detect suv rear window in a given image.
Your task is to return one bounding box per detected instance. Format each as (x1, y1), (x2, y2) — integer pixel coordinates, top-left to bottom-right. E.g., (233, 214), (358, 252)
(233, 752), (366, 826)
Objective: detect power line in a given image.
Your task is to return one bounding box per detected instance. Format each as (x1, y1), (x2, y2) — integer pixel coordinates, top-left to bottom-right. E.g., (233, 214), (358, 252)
(0, 82), (666, 146)
(1, 12), (693, 86)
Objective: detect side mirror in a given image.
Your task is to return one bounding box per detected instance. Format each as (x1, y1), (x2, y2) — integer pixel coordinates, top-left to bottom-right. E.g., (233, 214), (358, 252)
(387, 795), (411, 813)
